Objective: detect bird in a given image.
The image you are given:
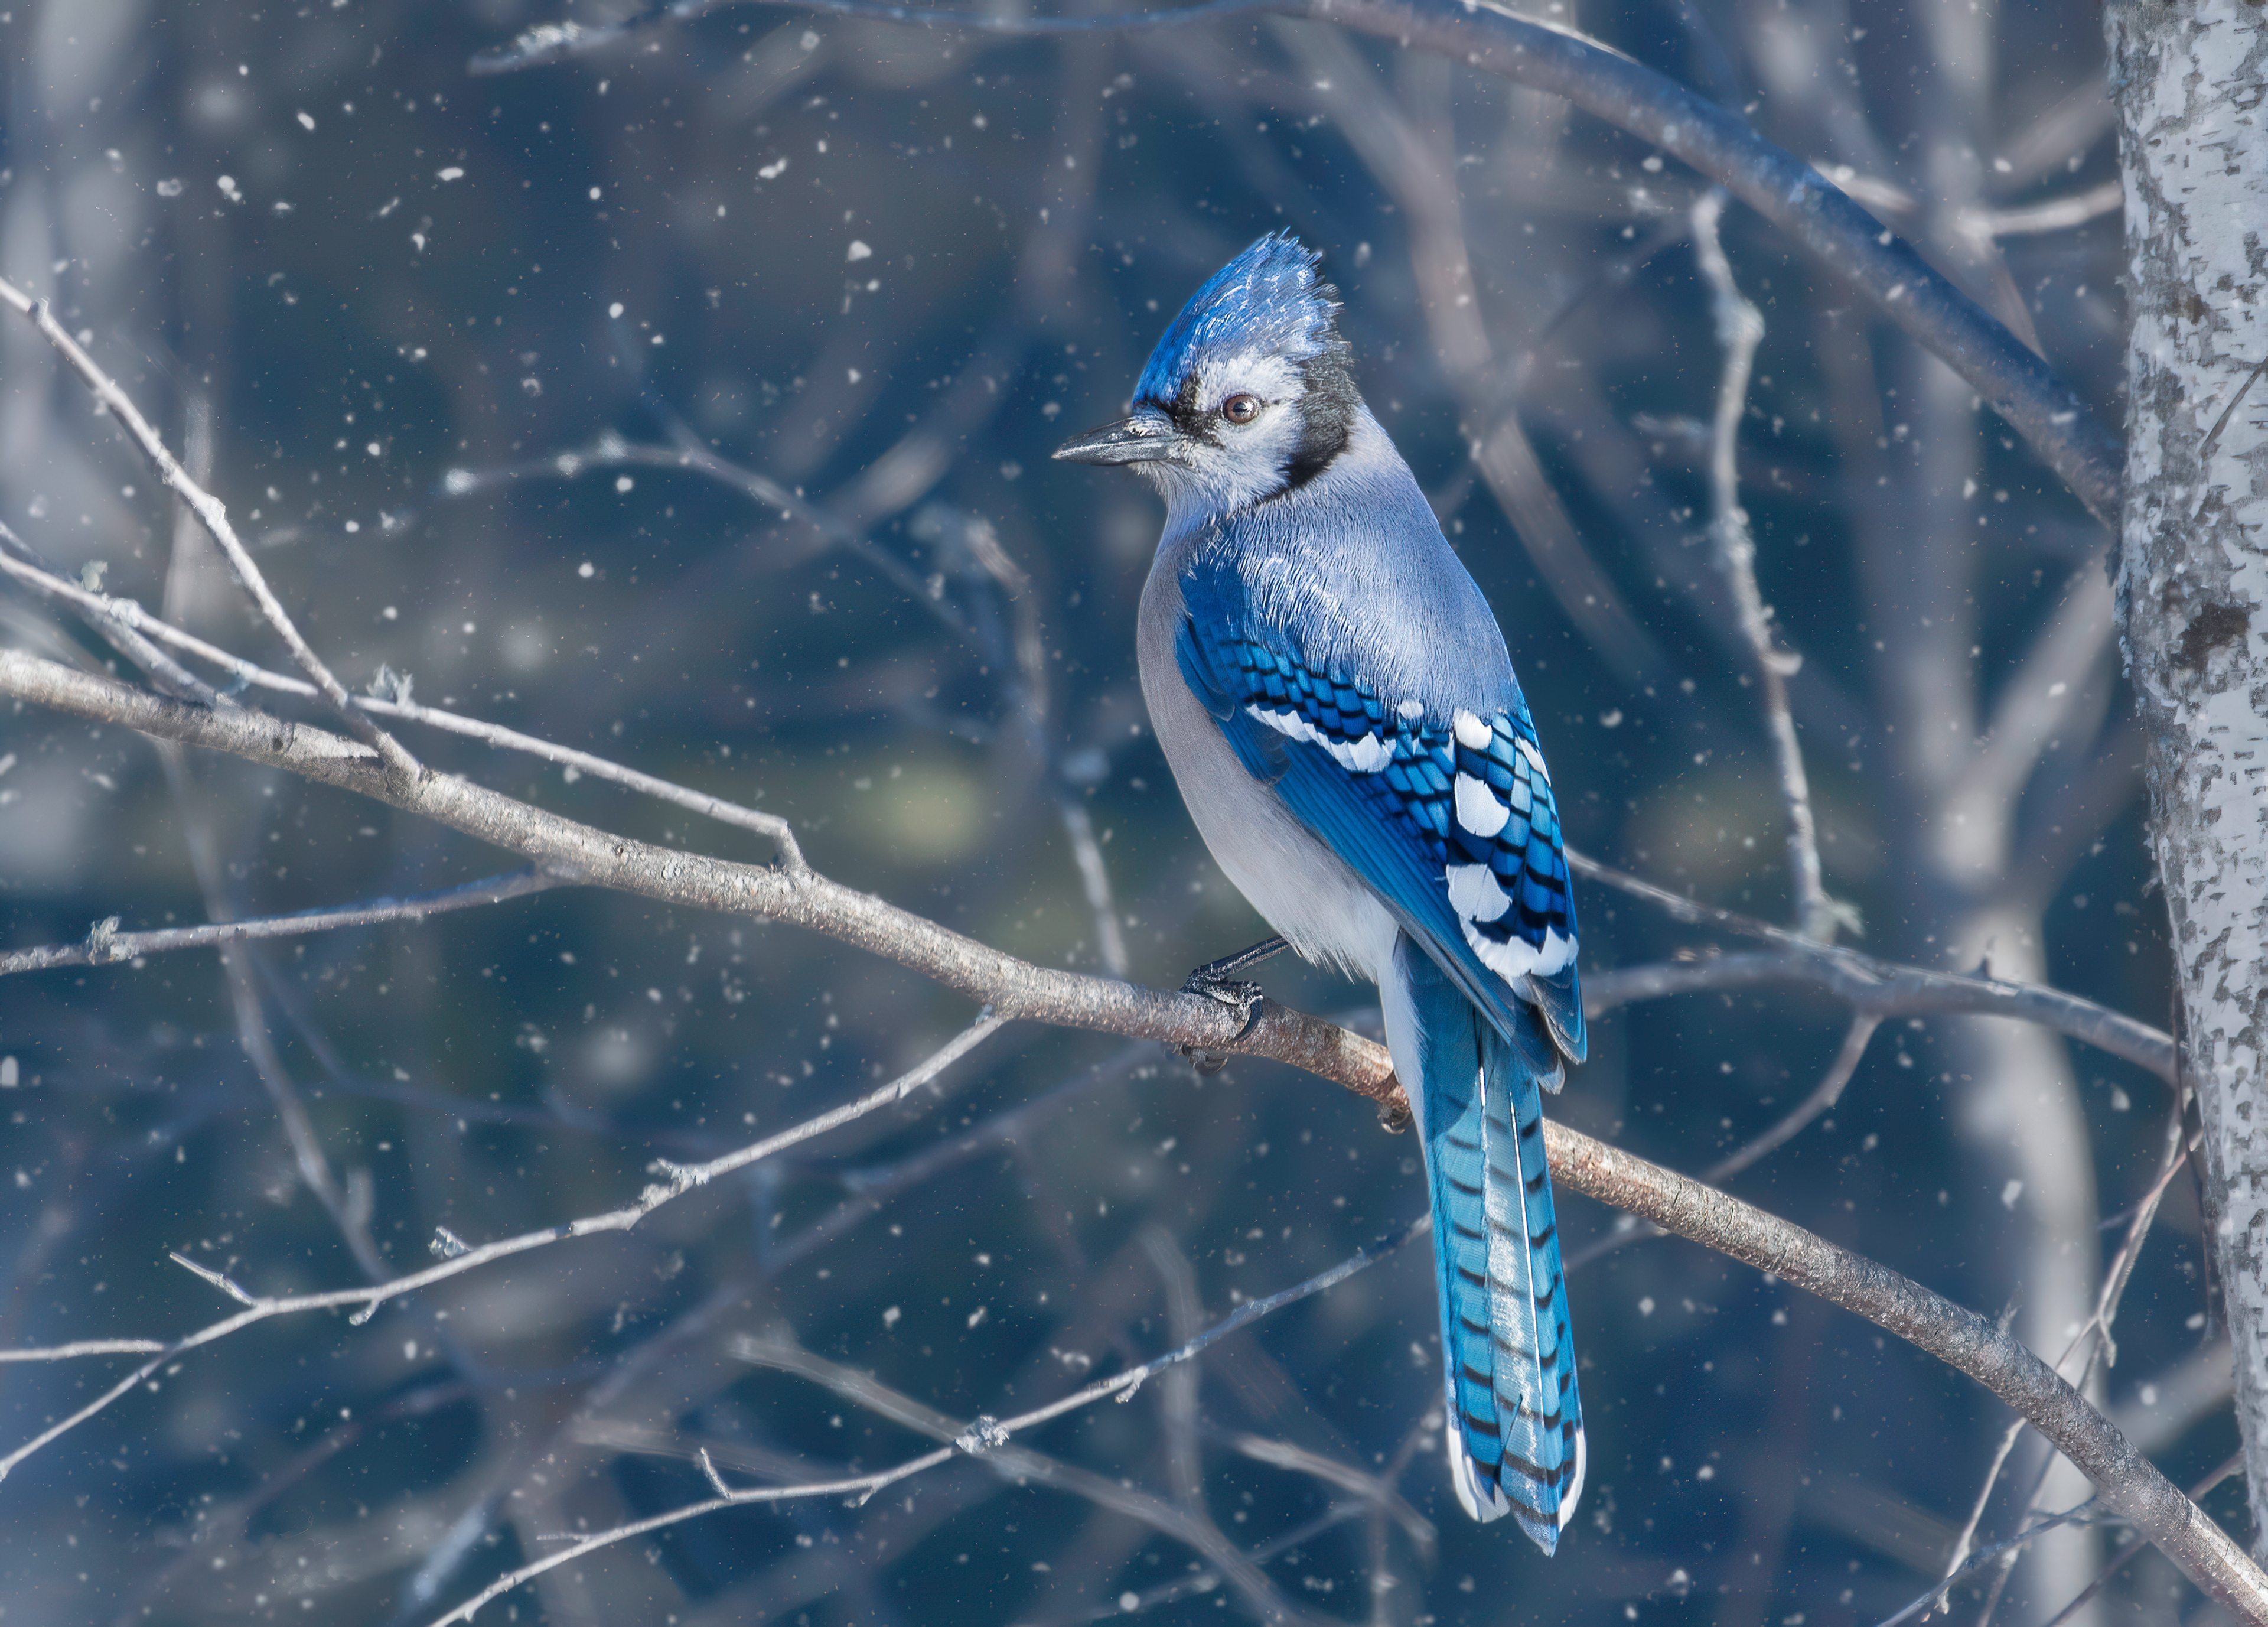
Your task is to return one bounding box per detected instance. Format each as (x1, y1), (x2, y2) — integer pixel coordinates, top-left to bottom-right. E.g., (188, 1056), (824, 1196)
(1053, 232), (1586, 1553)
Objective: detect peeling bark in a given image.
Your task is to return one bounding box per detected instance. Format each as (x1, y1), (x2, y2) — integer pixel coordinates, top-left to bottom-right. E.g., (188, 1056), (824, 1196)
(2110, 0), (2268, 1553)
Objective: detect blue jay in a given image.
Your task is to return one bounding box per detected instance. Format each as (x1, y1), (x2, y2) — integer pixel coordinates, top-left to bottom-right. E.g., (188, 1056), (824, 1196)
(1054, 233), (1586, 1551)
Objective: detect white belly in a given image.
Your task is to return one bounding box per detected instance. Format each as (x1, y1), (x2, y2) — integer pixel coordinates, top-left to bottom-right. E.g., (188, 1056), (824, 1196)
(1136, 559), (1399, 988)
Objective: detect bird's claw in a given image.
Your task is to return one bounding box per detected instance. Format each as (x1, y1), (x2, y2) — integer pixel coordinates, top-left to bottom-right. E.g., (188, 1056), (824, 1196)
(1175, 972), (1269, 1074)
(1169, 936), (1286, 1074)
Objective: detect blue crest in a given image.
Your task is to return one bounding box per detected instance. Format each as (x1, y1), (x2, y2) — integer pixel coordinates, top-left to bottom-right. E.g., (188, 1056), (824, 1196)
(1134, 232), (1344, 406)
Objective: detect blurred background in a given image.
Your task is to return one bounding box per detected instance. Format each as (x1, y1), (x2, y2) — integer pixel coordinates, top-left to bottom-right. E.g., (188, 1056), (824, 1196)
(0, 0), (2229, 1623)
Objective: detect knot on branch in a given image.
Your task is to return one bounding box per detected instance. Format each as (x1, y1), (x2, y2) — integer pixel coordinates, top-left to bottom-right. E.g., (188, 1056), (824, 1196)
(83, 915), (122, 964)
(640, 1159), (705, 1207)
(954, 1414), (1011, 1456)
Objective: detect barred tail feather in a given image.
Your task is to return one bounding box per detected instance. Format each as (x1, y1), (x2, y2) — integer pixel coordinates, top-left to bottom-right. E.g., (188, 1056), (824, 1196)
(1389, 935), (1584, 1554)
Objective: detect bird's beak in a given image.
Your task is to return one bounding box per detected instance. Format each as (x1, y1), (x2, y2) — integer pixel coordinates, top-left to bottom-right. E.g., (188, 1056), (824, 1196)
(1052, 405), (1179, 467)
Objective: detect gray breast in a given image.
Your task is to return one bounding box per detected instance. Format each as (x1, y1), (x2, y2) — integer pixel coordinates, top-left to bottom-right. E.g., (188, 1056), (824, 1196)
(1136, 547), (1398, 984)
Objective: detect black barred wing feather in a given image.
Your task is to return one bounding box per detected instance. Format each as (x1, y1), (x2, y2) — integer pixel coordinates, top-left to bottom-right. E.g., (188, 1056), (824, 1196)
(1179, 619), (1585, 1063)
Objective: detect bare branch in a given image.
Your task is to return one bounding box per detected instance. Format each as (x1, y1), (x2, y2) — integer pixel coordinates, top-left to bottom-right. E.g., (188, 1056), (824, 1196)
(0, 650), (1386, 1101)
(573, 0), (2124, 522)
(0, 276), (420, 779)
(1690, 188), (1833, 940)
(0, 869), (565, 977)
(2039, 1453), (2248, 1627)
(4, 650), (2253, 1613)
(0, 1013), (1005, 1484)
(0, 542), (804, 864)
(1968, 178), (2124, 239)
(0, 522), (223, 705)
(1551, 1127), (2268, 1622)
(1705, 1013), (1879, 1183)
(1572, 854), (2175, 1079)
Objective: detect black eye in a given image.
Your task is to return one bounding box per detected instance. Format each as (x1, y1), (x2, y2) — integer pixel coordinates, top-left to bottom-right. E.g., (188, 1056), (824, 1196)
(1220, 393), (1262, 424)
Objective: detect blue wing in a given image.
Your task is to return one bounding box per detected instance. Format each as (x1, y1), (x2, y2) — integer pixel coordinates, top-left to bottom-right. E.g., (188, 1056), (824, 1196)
(1172, 599), (1588, 1547)
(1174, 611), (1585, 1065)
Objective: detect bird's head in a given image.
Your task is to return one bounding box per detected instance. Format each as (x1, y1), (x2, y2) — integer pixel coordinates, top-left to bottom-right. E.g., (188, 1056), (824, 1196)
(1053, 232), (1360, 516)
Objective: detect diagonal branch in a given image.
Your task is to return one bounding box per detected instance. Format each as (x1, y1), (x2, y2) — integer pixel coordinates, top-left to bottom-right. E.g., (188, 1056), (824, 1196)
(0, 869), (567, 977)
(0, 277), (421, 780)
(0, 541), (803, 864)
(529, 0), (2124, 522)
(1569, 855), (2175, 1079)
(0, 647), (2256, 1618)
(0, 650), (1393, 1111)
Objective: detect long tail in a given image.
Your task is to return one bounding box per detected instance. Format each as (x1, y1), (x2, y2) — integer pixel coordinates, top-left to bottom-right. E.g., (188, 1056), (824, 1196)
(1394, 935), (1585, 1553)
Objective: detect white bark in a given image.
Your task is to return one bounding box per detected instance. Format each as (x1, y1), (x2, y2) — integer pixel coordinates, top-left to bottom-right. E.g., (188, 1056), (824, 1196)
(2110, 0), (2268, 1553)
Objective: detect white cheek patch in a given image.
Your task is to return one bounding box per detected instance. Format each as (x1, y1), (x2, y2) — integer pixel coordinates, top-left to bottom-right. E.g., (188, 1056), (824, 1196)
(1454, 773), (1510, 838)
(1166, 436), (1291, 518)
(1248, 705), (1392, 772)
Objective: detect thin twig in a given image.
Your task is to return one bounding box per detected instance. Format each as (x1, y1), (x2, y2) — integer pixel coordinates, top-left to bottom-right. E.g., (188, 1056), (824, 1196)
(1940, 1415), (2031, 1616)
(0, 543), (803, 864)
(1581, 941), (2172, 1083)
(1964, 178), (2124, 239)
(436, 432), (976, 646)
(434, 1223), (1421, 1626)
(1939, 1086), (2204, 1599)
(1875, 1501), (2111, 1627)
(0, 276), (420, 780)
(0, 868), (566, 977)
(0, 523), (223, 705)
(0, 1338), (170, 1364)
(1561, 1011), (1878, 1267)
(0, 1013), (1005, 1483)
(4, 649), (2261, 1618)
(1021, 1502), (1371, 1626)
(554, 0), (2124, 523)
(1059, 798), (1131, 977)
(1706, 1013), (1879, 1183)
(728, 1333), (1305, 1622)
(1221, 1430), (1433, 1548)
(1690, 188), (1832, 939)
(1141, 1226), (1209, 1512)
(2038, 1453), (2247, 1627)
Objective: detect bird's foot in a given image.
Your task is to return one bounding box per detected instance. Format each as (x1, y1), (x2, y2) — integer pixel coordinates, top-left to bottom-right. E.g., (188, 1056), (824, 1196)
(1174, 936), (1287, 1074)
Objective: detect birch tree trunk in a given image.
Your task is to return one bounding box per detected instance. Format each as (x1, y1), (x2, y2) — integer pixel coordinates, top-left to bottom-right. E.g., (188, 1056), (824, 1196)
(2110, 0), (2268, 1553)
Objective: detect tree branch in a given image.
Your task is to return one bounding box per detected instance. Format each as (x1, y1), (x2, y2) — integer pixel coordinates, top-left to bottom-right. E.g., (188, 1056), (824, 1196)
(526, 0), (2124, 523)
(1690, 187), (1833, 939)
(0, 647), (2254, 1616)
(0, 868), (567, 977)
(0, 276), (422, 780)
